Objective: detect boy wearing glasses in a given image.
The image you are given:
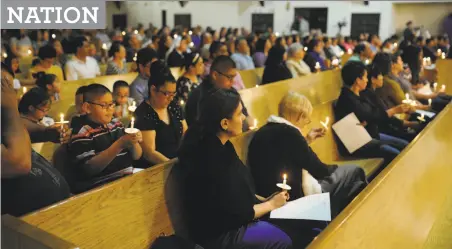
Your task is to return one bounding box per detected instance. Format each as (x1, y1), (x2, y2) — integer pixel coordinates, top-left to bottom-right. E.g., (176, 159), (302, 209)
(68, 84), (143, 193)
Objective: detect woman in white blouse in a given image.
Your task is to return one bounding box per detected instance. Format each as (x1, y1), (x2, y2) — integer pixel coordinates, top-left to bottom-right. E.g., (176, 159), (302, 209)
(286, 43), (312, 78)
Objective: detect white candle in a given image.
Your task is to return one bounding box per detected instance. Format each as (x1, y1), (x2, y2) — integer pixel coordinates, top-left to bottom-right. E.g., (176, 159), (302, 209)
(347, 48), (352, 54)
(179, 99), (185, 106)
(23, 86), (27, 93)
(402, 93), (411, 104)
(27, 49), (32, 55)
(255, 84), (259, 88)
(332, 58), (339, 66)
(253, 119), (258, 129)
(52, 34), (56, 39)
(283, 174), (287, 186)
(134, 30), (138, 35)
(442, 52), (446, 59)
(441, 85), (446, 91)
(364, 59), (370, 65)
(423, 57), (427, 66)
(188, 30), (193, 35)
(339, 51), (344, 57)
(2, 52), (7, 58)
(130, 117), (135, 129)
(304, 47), (308, 52)
(393, 42), (398, 48)
(315, 62), (321, 70)
(433, 83), (438, 92)
(437, 49), (442, 55)
(321, 117), (330, 130)
(60, 113), (65, 129)
(428, 98), (432, 106)
(121, 31), (126, 36)
(102, 43), (107, 50)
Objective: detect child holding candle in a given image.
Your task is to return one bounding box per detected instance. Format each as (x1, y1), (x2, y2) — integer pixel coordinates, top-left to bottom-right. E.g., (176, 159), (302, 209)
(18, 87), (71, 145)
(68, 84), (142, 193)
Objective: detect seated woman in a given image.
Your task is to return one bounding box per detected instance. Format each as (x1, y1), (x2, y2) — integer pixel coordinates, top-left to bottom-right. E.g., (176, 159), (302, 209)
(203, 41), (245, 90)
(262, 46), (292, 85)
(106, 42), (128, 75)
(3, 53), (23, 90)
(286, 43), (312, 78)
(18, 87), (71, 147)
(176, 53), (204, 104)
(248, 91), (368, 218)
(252, 37), (271, 68)
(304, 39), (327, 72)
(28, 45), (64, 83)
(35, 72), (61, 102)
(134, 61), (187, 166)
(167, 35), (188, 67)
(335, 61), (409, 169)
(363, 65), (421, 142)
(176, 88), (292, 249)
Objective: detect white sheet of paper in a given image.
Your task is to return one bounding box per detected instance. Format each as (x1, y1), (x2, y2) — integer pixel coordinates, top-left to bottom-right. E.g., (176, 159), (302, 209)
(417, 84), (433, 95)
(332, 113), (372, 154)
(415, 110), (436, 119)
(270, 193), (331, 221)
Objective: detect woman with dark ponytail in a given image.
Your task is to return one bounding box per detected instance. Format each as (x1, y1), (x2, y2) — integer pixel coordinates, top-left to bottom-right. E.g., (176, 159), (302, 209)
(176, 53), (204, 104)
(134, 60), (187, 166)
(35, 72), (61, 102)
(176, 88), (293, 249)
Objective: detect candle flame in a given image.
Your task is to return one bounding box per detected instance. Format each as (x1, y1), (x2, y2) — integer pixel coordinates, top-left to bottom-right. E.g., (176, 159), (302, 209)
(283, 174), (287, 180)
(60, 113), (64, 122)
(405, 93), (409, 100)
(23, 86), (27, 93)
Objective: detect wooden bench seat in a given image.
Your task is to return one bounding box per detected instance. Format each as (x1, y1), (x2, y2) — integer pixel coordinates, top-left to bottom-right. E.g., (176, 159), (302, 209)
(307, 104), (452, 249)
(239, 67), (264, 88)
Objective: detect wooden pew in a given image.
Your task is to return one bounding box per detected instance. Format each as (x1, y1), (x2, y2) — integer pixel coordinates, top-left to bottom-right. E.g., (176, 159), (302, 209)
(308, 104), (452, 249)
(436, 59), (452, 94)
(99, 62), (136, 75)
(239, 67), (264, 88)
(2, 215), (78, 249)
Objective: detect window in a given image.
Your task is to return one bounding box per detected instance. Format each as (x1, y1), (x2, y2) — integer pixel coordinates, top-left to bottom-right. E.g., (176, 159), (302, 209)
(252, 13), (274, 33)
(351, 14), (380, 37)
(174, 14), (191, 29)
(294, 8), (328, 34)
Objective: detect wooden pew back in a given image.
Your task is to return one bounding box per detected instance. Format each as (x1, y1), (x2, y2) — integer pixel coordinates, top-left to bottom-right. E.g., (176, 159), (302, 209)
(21, 160), (177, 249)
(239, 67), (264, 88)
(436, 59), (452, 94)
(308, 104), (452, 249)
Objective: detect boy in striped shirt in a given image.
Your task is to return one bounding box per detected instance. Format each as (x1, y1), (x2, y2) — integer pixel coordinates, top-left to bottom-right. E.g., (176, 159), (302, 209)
(68, 84), (142, 193)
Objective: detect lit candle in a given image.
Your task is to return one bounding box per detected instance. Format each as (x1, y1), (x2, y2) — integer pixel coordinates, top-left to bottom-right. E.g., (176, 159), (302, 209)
(339, 51), (344, 57)
(393, 42), (398, 48)
(441, 85), (446, 92)
(60, 113), (65, 129)
(427, 57), (431, 65)
(423, 57), (427, 66)
(102, 43), (108, 50)
(332, 58), (339, 67)
(27, 49), (32, 55)
(402, 93), (411, 104)
(283, 174), (287, 186)
(253, 119), (258, 129)
(428, 98), (432, 106)
(189, 42), (194, 47)
(417, 113), (426, 122)
(433, 83), (438, 92)
(22, 86), (27, 94)
(128, 101), (137, 112)
(134, 30), (138, 35)
(173, 34), (178, 39)
(188, 30), (193, 35)
(121, 31), (126, 36)
(275, 32), (280, 37)
(364, 59), (370, 65)
(130, 117), (135, 129)
(347, 48), (352, 54)
(52, 34), (56, 39)
(442, 52), (446, 59)
(304, 47), (308, 52)
(133, 52), (137, 62)
(179, 99), (185, 106)
(3, 52), (8, 58)
(437, 49), (442, 55)
(320, 117), (330, 130)
(315, 62), (321, 70)
(255, 84), (259, 88)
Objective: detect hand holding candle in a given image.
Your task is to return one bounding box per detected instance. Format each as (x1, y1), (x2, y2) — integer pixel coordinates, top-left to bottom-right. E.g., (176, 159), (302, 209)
(315, 62), (321, 71)
(417, 113), (426, 122)
(402, 93), (412, 104)
(428, 98), (432, 107)
(440, 84), (446, 93)
(55, 113), (69, 130)
(125, 117), (139, 134)
(277, 173), (291, 192)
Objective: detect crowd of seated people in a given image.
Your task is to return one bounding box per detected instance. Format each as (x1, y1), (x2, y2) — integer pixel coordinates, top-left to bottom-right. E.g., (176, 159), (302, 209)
(0, 21), (451, 249)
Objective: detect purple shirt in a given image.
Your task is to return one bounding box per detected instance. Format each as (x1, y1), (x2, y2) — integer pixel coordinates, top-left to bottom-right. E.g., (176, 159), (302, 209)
(252, 52), (267, 68)
(309, 51), (327, 70)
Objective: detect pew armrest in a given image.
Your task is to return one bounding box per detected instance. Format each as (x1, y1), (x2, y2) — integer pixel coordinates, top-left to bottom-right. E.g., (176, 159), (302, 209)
(1, 215), (78, 249)
(333, 158), (384, 177)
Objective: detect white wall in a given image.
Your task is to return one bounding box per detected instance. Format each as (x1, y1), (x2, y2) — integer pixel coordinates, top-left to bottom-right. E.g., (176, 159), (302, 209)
(393, 2), (452, 35)
(112, 1), (447, 40)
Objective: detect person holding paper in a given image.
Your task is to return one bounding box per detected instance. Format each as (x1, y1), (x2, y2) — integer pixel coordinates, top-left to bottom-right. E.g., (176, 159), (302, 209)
(248, 91), (368, 219)
(176, 89), (294, 249)
(335, 61), (409, 169)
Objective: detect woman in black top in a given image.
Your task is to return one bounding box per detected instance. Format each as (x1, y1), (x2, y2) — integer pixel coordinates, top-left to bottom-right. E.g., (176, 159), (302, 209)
(248, 91), (367, 219)
(176, 89), (292, 249)
(176, 53), (204, 105)
(134, 61), (188, 166)
(167, 35), (188, 67)
(262, 46), (292, 85)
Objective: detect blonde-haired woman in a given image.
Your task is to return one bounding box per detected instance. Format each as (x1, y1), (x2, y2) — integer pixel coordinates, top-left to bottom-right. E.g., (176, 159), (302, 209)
(248, 91), (368, 221)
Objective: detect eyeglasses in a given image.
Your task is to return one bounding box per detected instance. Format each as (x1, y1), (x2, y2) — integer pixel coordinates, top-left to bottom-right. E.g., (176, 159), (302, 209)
(215, 71), (236, 81)
(35, 106), (51, 113)
(87, 101), (116, 110)
(156, 89), (177, 98)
